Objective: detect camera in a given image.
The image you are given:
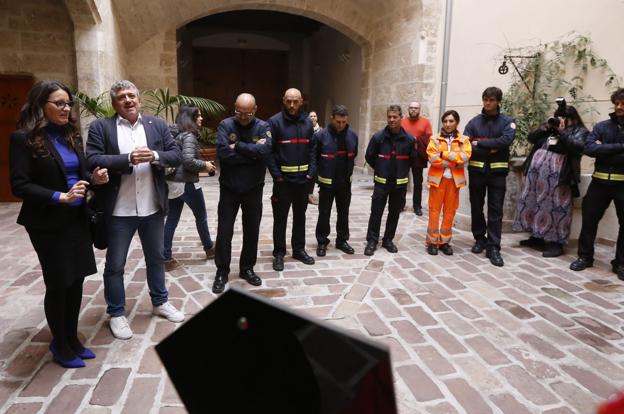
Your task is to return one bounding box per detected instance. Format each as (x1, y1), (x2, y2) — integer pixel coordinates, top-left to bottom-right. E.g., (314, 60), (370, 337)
(547, 97), (566, 129)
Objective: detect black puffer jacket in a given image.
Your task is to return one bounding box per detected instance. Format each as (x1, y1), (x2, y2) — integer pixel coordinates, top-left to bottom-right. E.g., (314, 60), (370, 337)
(167, 125), (206, 183)
(523, 124), (587, 197)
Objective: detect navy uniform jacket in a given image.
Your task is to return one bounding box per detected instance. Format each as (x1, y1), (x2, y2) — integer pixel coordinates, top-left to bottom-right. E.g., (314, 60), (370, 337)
(365, 126), (416, 187)
(86, 115), (182, 217)
(584, 112), (624, 183)
(314, 124), (358, 188)
(216, 116), (272, 193)
(463, 109), (516, 174)
(266, 108), (316, 184)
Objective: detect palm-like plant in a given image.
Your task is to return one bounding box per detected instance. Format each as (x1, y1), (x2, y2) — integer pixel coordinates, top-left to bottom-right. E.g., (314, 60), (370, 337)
(72, 90), (117, 119)
(141, 88), (226, 123)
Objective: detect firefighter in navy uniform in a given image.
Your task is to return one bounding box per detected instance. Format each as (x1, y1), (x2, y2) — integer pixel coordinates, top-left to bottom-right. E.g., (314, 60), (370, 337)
(212, 93), (272, 294)
(570, 88), (624, 281)
(364, 105), (416, 256)
(314, 105), (358, 256)
(267, 88), (317, 271)
(464, 87), (516, 267)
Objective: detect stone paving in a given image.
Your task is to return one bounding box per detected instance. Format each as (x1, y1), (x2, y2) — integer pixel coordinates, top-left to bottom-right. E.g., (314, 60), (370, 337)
(1, 171), (624, 414)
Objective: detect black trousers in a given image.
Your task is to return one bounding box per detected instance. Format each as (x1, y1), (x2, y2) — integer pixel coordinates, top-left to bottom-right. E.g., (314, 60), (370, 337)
(577, 179), (624, 265)
(469, 171), (507, 250)
(412, 166), (424, 209)
(215, 185), (264, 274)
(316, 184), (352, 245)
(272, 180), (309, 257)
(366, 184), (406, 244)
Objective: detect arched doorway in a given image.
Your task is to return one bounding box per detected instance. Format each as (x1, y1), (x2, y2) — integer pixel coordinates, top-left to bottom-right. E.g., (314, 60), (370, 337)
(176, 10), (363, 131)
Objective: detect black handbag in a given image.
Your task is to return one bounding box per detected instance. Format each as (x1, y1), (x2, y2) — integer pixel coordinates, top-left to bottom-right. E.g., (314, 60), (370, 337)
(87, 191), (107, 250)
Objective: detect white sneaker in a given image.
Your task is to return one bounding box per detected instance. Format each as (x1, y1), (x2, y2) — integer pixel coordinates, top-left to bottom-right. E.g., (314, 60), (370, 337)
(109, 316), (133, 339)
(153, 302), (185, 323)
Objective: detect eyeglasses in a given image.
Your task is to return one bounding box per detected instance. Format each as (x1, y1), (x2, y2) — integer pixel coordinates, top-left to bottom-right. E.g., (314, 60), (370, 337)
(47, 100), (74, 109)
(234, 110), (255, 118)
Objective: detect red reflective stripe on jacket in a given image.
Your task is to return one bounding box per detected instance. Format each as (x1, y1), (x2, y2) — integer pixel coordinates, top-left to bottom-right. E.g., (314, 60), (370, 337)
(321, 153), (336, 158)
(396, 155), (409, 159)
(378, 154), (391, 159)
(347, 153), (355, 157)
(278, 138), (310, 144)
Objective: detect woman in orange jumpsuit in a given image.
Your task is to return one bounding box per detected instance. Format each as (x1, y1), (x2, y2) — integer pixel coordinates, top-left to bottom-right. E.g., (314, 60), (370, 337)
(426, 110), (472, 255)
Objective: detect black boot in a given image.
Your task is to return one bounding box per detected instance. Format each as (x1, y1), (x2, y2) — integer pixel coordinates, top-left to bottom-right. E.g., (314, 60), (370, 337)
(542, 242), (563, 258)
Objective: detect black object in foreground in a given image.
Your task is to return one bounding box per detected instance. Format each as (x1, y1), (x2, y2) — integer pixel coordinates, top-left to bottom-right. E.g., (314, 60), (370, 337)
(156, 287), (397, 414)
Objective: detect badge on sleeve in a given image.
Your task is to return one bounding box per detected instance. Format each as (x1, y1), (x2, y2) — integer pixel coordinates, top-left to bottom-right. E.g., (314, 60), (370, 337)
(266, 130), (272, 138)
(228, 133), (237, 142)
(510, 122), (516, 129)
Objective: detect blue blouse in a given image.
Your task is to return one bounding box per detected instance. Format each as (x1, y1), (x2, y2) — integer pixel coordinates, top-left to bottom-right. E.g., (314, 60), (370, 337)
(47, 124), (83, 207)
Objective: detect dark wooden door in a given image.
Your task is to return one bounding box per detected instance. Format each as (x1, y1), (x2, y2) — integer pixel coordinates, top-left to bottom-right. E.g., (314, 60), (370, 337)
(193, 47), (288, 124)
(0, 75), (33, 202)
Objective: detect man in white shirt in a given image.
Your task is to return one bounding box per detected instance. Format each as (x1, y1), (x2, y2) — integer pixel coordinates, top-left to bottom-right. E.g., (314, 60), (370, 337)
(86, 80), (184, 339)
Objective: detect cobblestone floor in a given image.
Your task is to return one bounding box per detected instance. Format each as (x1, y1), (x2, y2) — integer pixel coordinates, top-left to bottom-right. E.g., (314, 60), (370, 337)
(1, 171), (623, 414)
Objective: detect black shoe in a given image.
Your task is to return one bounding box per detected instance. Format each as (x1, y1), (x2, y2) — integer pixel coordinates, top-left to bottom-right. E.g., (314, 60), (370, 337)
(364, 242), (376, 256)
(316, 243), (328, 257)
(439, 243), (453, 256)
(272, 255), (284, 271)
(611, 259), (623, 274)
(239, 269), (262, 286)
(212, 273), (228, 294)
(519, 236), (545, 249)
(471, 239), (486, 254)
(570, 257), (593, 271)
(293, 250), (315, 265)
(542, 242), (563, 258)
(381, 240), (398, 253)
(414, 207), (423, 216)
(335, 241), (355, 254)
(486, 249), (504, 267)
(427, 244), (438, 255)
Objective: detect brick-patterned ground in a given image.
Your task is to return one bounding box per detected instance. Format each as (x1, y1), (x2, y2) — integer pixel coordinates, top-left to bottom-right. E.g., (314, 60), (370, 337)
(1, 171), (623, 413)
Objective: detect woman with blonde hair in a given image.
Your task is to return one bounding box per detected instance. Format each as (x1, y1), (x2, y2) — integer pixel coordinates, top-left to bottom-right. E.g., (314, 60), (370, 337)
(425, 110), (472, 255)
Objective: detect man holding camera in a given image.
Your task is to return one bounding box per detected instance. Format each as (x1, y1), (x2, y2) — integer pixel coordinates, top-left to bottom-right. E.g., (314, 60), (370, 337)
(570, 88), (624, 281)
(464, 87), (516, 267)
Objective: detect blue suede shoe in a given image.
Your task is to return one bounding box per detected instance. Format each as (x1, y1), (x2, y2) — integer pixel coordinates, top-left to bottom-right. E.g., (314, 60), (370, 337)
(49, 342), (85, 368)
(75, 347), (96, 360)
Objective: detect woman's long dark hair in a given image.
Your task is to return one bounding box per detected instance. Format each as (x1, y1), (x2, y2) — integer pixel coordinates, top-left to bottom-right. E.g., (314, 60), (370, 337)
(175, 105), (200, 134)
(563, 106), (586, 129)
(17, 80), (80, 157)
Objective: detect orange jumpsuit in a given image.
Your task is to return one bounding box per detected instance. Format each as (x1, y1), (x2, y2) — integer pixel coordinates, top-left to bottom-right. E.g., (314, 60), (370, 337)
(426, 131), (472, 245)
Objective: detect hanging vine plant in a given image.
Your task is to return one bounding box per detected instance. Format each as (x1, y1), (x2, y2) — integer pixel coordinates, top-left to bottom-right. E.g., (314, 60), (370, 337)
(499, 33), (620, 156)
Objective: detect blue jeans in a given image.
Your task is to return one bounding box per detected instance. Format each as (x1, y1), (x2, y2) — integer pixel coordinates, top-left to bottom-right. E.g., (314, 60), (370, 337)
(103, 212), (168, 316)
(163, 183), (213, 261)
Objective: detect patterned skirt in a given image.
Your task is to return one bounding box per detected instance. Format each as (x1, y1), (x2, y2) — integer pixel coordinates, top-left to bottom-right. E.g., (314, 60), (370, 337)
(512, 149), (573, 244)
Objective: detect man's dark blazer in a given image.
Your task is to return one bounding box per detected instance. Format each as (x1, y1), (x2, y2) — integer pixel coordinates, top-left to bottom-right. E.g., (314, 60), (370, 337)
(9, 130), (91, 230)
(85, 114), (182, 217)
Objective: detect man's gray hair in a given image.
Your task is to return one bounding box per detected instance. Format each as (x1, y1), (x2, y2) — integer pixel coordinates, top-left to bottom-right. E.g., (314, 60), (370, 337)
(109, 80), (139, 101)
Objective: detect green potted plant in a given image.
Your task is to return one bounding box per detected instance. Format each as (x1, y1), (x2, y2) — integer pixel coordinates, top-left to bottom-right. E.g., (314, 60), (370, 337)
(197, 126), (218, 161)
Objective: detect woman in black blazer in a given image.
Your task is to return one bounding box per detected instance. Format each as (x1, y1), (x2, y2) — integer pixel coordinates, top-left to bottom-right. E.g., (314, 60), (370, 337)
(9, 80), (109, 368)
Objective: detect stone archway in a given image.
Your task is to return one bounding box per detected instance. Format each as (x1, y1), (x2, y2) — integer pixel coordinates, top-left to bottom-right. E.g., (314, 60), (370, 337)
(69, 0), (439, 150)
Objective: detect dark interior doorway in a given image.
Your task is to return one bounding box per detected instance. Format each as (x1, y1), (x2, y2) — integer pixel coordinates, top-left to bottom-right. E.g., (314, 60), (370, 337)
(177, 10), (362, 133)
(193, 47), (288, 121)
